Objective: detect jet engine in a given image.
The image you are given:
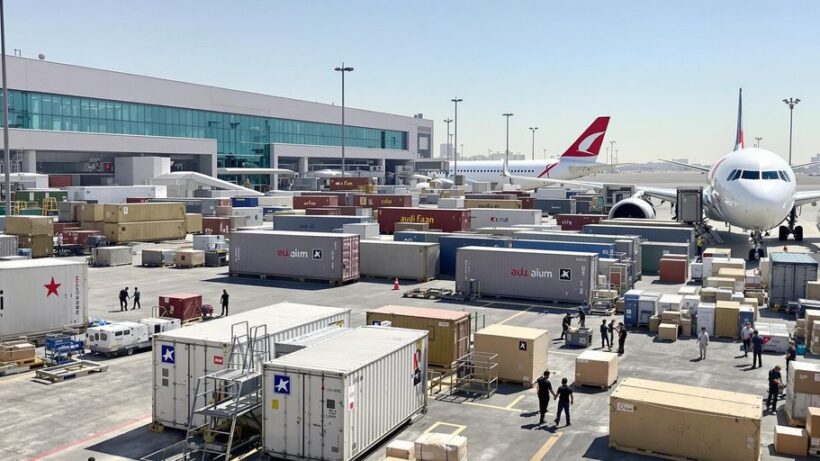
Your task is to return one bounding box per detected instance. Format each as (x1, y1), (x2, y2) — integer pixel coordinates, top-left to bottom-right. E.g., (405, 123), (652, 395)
(608, 197), (656, 219)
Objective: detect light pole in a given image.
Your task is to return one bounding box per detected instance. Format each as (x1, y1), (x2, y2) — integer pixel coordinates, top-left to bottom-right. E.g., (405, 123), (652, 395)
(542, 148), (547, 159)
(529, 127), (538, 161)
(1, 0), (9, 216)
(451, 98), (462, 178)
(334, 63), (354, 177)
(783, 97), (800, 165)
(503, 113), (514, 163)
(754, 137), (762, 148)
(443, 118), (452, 160)
(609, 140), (616, 165)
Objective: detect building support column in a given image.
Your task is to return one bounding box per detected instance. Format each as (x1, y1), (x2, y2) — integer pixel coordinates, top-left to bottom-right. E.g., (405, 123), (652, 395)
(22, 149), (35, 173)
(379, 158), (386, 184)
(298, 157), (308, 176)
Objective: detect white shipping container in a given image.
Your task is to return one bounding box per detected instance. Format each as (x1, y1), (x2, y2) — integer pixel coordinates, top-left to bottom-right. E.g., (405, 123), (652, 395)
(232, 207), (264, 226)
(697, 302), (716, 336)
(258, 195), (294, 208)
(342, 223), (380, 240)
(438, 198), (465, 209)
(468, 208), (542, 230)
(66, 185), (167, 203)
(152, 303), (351, 429)
(263, 326), (428, 461)
(193, 234), (227, 251)
(0, 259), (88, 340)
(92, 246), (132, 267)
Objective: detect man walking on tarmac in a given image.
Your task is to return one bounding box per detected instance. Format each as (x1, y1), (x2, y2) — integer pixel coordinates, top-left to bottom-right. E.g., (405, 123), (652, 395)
(600, 319), (610, 349)
(118, 287), (129, 312)
(560, 313), (572, 340)
(132, 287), (141, 310)
(617, 322), (627, 356)
(554, 377), (574, 427)
(577, 306), (586, 328)
(697, 327), (710, 360)
(752, 330), (764, 369)
(536, 371), (557, 425)
(766, 365), (783, 413)
(220, 289), (230, 317)
(740, 321), (753, 358)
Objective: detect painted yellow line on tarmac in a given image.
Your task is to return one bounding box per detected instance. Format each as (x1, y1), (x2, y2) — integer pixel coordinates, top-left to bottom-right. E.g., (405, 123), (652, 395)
(462, 401), (522, 413)
(506, 395), (526, 409)
(424, 421), (467, 435)
(498, 305), (537, 325)
(529, 433), (563, 461)
(550, 350), (581, 356)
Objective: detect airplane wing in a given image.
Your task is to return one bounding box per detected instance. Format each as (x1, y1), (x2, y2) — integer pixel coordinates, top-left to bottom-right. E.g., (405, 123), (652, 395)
(658, 159), (710, 173)
(794, 191), (820, 207)
(791, 161), (820, 171)
(567, 162), (633, 176)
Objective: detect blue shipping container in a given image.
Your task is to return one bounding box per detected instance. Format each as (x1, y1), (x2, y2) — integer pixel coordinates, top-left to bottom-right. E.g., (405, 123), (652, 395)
(439, 235), (511, 275)
(738, 308), (755, 336)
(232, 196), (260, 207)
(393, 231), (451, 244)
(511, 239), (615, 258)
(623, 290), (642, 327)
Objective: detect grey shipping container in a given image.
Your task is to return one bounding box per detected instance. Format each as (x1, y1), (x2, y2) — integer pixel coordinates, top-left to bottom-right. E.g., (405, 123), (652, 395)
(58, 201), (86, 222)
(456, 246), (597, 303)
(230, 230), (360, 283)
(582, 224), (695, 257)
(640, 241), (690, 275)
(533, 198), (576, 215)
(0, 234), (18, 257)
(393, 230), (450, 243)
(273, 215), (371, 233)
(769, 253), (819, 308)
(141, 248), (176, 266)
(262, 326), (428, 461)
(359, 240), (439, 281)
(92, 246), (132, 267)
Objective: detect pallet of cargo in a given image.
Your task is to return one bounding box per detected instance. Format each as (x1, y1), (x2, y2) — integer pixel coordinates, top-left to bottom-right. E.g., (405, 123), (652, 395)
(574, 378), (617, 391)
(34, 359), (108, 382)
(786, 406), (806, 427)
(402, 287), (453, 299)
(609, 443), (698, 461)
(0, 357), (46, 376)
(497, 377), (534, 388)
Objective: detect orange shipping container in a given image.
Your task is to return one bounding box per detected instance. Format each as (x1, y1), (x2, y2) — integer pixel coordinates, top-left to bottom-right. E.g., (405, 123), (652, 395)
(293, 196), (339, 209)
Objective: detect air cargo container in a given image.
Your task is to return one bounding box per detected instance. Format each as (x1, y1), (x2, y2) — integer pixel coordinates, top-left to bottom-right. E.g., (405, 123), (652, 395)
(91, 246), (132, 267)
(140, 248), (176, 267)
(512, 239), (615, 258)
(366, 305), (470, 369)
(193, 234), (227, 251)
(468, 208), (541, 230)
(262, 326), (428, 461)
(359, 241), (439, 281)
(463, 199), (521, 209)
(273, 215), (371, 233)
(231, 196), (259, 208)
(438, 235), (511, 276)
(583, 224), (695, 257)
(640, 241), (690, 275)
(377, 208), (471, 234)
(533, 198), (576, 215)
(293, 196), (339, 209)
(158, 293), (203, 322)
(231, 207), (263, 226)
(455, 247), (597, 304)
(555, 214), (606, 231)
(0, 235), (18, 257)
(103, 220), (186, 243)
(63, 229), (100, 246)
(329, 177), (371, 191)
(473, 324), (549, 385)
(769, 253), (818, 308)
(230, 230), (359, 283)
(697, 302), (716, 336)
(0, 259), (87, 340)
(153, 303), (351, 430)
(5, 216), (54, 236)
(351, 194), (413, 208)
(103, 203), (185, 223)
(393, 230), (449, 244)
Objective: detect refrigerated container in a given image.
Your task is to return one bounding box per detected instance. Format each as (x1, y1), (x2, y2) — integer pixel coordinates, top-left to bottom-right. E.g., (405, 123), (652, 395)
(393, 230), (449, 244)
(438, 235), (511, 276)
(230, 230), (360, 283)
(359, 240), (439, 281)
(153, 303), (351, 429)
(0, 259), (87, 340)
(769, 253), (818, 308)
(193, 234), (227, 251)
(455, 246), (597, 304)
(262, 326), (427, 461)
(377, 208), (471, 234)
(468, 208), (541, 230)
(273, 215), (371, 233)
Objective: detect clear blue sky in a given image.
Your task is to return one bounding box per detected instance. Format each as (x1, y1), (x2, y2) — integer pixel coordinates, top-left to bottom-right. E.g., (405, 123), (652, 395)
(6, 1), (820, 163)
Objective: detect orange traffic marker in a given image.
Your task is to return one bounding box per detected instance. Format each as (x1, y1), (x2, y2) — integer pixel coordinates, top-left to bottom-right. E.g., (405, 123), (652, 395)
(392, 278), (401, 290)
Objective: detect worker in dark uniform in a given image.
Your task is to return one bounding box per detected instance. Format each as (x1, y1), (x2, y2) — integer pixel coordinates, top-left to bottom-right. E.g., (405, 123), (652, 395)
(577, 306), (586, 328)
(600, 319), (610, 350)
(560, 313), (572, 339)
(535, 370), (557, 425)
(119, 287), (129, 312)
(554, 377), (574, 427)
(132, 287), (141, 310)
(617, 322), (627, 356)
(608, 319), (616, 347)
(696, 235), (704, 257)
(751, 330), (763, 369)
(786, 340), (797, 377)
(220, 289), (230, 317)
(766, 365), (783, 412)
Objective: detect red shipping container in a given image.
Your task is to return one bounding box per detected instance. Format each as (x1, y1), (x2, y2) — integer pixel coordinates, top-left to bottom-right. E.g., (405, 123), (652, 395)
(158, 293), (203, 322)
(329, 177), (371, 191)
(377, 207), (471, 234)
(520, 197), (534, 209)
(492, 190), (530, 197)
(126, 197), (151, 203)
(202, 217), (231, 235)
(305, 207), (342, 215)
(659, 258), (688, 283)
(351, 194), (412, 208)
(63, 229), (101, 245)
(555, 213), (606, 231)
(48, 175), (72, 188)
(54, 222), (82, 234)
(293, 196), (339, 209)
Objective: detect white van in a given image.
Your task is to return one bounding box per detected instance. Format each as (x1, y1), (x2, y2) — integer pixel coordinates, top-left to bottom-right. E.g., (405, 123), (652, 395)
(87, 321), (150, 356)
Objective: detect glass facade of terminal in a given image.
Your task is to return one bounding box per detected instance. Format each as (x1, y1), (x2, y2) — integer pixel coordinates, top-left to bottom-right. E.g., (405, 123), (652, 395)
(0, 90), (408, 172)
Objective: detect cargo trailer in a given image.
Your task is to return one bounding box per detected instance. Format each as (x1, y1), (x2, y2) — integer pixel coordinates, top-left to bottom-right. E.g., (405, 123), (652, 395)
(377, 208), (471, 234)
(153, 303), (351, 429)
(468, 208), (541, 230)
(0, 259), (88, 341)
(438, 235), (511, 276)
(230, 230), (360, 284)
(455, 246), (597, 304)
(359, 240), (439, 281)
(262, 326), (428, 461)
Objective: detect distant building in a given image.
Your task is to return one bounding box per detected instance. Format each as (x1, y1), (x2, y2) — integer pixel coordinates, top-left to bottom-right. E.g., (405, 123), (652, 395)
(440, 143), (453, 159)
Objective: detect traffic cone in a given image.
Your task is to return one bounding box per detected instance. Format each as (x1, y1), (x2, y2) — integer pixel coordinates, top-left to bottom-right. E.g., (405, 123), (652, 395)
(392, 278), (401, 290)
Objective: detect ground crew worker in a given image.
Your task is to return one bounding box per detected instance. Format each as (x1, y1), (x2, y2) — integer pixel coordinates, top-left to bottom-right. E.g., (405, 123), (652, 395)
(696, 235), (704, 257)
(536, 370), (556, 425)
(132, 287), (141, 310)
(617, 322), (627, 356)
(55, 233), (63, 255)
(560, 313), (572, 339)
(751, 330), (764, 369)
(608, 319), (616, 347)
(577, 306), (586, 328)
(554, 377), (574, 427)
(740, 321), (753, 358)
(697, 327), (709, 360)
(766, 365), (783, 412)
(786, 340), (797, 375)
(600, 319), (610, 349)
(119, 287), (129, 312)
(220, 289), (230, 316)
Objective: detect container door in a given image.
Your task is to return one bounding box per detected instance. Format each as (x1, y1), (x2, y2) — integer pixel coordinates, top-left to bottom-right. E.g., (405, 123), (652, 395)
(305, 373), (344, 461)
(268, 371), (306, 457)
(794, 264), (809, 301)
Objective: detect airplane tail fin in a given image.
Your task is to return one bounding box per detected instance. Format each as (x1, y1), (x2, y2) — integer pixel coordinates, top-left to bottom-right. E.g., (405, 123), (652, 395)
(734, 88), (744, 151)
(560, 116), (610, 160)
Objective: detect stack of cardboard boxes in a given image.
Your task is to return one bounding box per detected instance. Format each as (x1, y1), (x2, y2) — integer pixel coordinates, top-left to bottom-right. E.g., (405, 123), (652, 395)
(575, 350), (618, 387)
(785, 361), (820, 425)
(473, 324), (549, 387)
(5, 216), (54, 257)
(385, 433), (467, 461)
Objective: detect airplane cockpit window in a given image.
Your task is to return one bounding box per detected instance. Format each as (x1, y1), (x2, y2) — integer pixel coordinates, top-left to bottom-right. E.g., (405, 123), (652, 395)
(761, 171), (779, 180)
(779, 171), (791, 182)
(740, 170), (760, 180)
(726, 169), (738, 181)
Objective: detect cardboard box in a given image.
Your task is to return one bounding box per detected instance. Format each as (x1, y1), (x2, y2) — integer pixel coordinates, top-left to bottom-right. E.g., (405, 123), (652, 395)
(680, 317), (692, 337)
(808, 281), (820, 301)
(660, 311), (682, 324)
(385, 439), (415, 459)
(0, 341), (35, 362)
(575, 350), (618, 388)
(791, 361), (820, 395)
(609, 378), (761, 461)
(715, 301), (740, 338)
(705, 276), (735, 289)
(649, 315), (660, 332)
(808, 310), (820, 350)
(715, 289), (734, 302)
(175, 249), (205, 268)
(415, 433), (467, 461)
(658, 323), (677, 342)
(473, 324), (548, 386)
(806, 407), (820, 444)
(774, 425), (808, 457)
(717, 267), (746, 282)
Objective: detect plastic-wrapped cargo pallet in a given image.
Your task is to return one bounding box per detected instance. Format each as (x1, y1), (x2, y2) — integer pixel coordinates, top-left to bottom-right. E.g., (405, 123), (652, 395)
(153, 303), (351, 430)
(609, 377), (762, 461)
(262, 326), (428, 461)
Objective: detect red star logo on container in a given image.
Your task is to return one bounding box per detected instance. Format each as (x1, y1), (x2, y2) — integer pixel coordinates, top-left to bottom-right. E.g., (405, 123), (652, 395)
(44, 277), (61, 297)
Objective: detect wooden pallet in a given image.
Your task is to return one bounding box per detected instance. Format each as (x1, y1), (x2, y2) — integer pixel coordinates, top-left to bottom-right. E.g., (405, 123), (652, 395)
(498, 377), (534, 389)
(574, 379), (617, 390)
(403, 288), (453, 300)
(610, 443), (701, 461)
(34, 360), (108, 383)
(0, 357), (46, 376)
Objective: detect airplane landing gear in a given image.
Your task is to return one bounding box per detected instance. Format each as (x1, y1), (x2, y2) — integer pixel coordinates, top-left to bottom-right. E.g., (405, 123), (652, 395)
(748, 231), (766, 261)
(779, 207), (803, 242)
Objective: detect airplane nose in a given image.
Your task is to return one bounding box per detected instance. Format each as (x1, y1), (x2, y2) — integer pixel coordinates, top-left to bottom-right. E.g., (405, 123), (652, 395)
(731, 182), (791, 228)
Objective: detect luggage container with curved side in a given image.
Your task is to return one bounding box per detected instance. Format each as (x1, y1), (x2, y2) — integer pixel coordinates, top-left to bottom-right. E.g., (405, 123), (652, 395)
(263, 326), (428, 461)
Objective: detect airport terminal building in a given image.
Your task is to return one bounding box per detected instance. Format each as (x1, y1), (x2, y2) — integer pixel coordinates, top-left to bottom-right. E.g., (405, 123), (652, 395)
(0, 56), (433, 189)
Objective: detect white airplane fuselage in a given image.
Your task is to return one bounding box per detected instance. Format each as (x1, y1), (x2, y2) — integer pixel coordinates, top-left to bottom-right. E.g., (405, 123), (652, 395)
(703, 148), (796, 231)
(432, 157), (603, 184)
